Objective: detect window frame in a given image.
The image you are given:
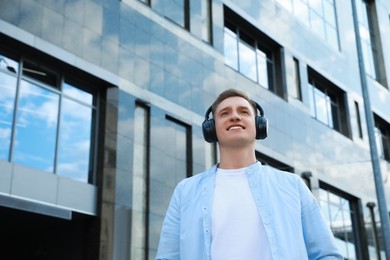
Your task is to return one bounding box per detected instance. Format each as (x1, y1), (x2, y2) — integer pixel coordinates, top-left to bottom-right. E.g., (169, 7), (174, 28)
(308, 68), (351, 137)
(374, 114), (390, 162)
(318, 181), (368, 260)
(223, 6), (286, 99)
(0, 49), (100, 184)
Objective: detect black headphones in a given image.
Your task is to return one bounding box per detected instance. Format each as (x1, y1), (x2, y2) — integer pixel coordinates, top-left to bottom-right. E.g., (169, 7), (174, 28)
(202, 100), (268, 143)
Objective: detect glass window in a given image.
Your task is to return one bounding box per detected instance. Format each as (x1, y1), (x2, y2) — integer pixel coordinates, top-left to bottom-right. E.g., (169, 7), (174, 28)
(165, 0), (185, 27)
(293, 58), (302, 100)
(293, 0), (309, 25)
(275, 0), (339, 49)
(257, 49), (269, 89)
(308, 84), (316, 117)
(319, 188), (357, 259)
(325, 23), (338, 48)
(224, 26), (238, 70)
(308, 68), (350, 137)
(13, 80), (59, 172)
(0, 56), (18, 161)
(355, 0), (387, 87)
(224, 8), (284, 98)
(313, 86), (329, 125)
(0, 52), (98, 183)
(63, 82), (93, 105)
(238, 35), (257, 82)
(57, 82), (93, 182)
(201, 0), (213, 44)
(154, 0), (189, 29)
(310, 9), (325, 38)
(354, 101), (363, 139)
(374, 115), (390, 162)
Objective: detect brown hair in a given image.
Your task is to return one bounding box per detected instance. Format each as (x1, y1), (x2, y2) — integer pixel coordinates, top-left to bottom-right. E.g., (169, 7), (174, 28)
(211, 88), (257, 116)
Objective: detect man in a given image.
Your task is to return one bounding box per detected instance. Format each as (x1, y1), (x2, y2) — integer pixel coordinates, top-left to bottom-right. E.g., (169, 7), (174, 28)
(156, 89), (342, 260)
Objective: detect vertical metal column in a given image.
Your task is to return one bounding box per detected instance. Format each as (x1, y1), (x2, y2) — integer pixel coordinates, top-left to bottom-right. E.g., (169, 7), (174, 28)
(351, 0), (390, 258)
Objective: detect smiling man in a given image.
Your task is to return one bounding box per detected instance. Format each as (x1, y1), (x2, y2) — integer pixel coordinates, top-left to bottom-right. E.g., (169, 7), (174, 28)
(156, 89), (343, 260)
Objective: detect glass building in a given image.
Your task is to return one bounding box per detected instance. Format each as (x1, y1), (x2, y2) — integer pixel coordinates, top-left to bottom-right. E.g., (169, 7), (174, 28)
(0, 0), (389, 259)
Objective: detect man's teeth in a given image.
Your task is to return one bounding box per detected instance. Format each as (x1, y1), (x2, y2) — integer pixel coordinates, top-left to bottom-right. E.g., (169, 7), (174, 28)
(229, 126), (243, 130)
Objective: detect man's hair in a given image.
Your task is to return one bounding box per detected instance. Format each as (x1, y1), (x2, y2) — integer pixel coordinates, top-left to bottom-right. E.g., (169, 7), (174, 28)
(211, 88), (257, 116)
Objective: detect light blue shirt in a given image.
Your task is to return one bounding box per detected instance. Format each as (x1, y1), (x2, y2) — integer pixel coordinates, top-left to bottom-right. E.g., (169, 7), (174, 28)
(156, 162), (343, 260)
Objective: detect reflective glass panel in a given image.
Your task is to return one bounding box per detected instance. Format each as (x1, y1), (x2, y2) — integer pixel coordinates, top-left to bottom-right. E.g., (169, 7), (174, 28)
(314, 87), (328, 125)
(375, 128), (384, 158)
(164, 0), (185, 27)
(0, 63), (17, 160)
(319, 188), (357, 260)
(63, 82), (93, 105)
(323, 0), (336, 27)
(13, 80), (59, 172)
(257, 49), (269, 89)
(308, 0), (322, 13)
(326, 24), (338, 48)
(310, 9), (325, 38)
(238, 39), (257, 82)
(276, 0), (339, 49)
(57, 95), (92, 182)
(293, 0), (309, 24)
(224, 27), (238, 70)
(276, 0), (293, 12)
(308, 84), (316, 117)
(201, 0), (212, 43)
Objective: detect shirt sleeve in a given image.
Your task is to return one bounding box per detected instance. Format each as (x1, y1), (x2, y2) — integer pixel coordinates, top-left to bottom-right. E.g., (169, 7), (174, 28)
(298, 178), (344, 260)
(155, 184), (182, 260)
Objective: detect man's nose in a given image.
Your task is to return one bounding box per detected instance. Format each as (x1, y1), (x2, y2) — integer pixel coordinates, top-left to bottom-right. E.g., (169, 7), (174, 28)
(230, 111), (241, 120)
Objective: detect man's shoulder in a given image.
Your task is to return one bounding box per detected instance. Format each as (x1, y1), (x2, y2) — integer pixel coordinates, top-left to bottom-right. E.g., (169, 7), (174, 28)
(258, 165), (301, 184)
(177, 165), (216, 187)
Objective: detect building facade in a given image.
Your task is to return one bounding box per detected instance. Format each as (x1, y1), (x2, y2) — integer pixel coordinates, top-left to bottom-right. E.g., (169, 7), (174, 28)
(0, 0), (389, 259)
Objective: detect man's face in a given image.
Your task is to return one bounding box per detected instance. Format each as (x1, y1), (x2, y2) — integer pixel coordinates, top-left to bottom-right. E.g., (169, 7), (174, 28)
(214, 96), (257, 147)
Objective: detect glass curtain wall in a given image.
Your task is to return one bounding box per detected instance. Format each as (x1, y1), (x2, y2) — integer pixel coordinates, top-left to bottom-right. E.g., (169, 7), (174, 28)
(274, 0), (339, 49)
(0, 54), (96, 183)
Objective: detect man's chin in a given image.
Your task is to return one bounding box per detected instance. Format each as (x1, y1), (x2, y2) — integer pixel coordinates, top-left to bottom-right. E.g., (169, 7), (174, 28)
(219, 137), (254, 147)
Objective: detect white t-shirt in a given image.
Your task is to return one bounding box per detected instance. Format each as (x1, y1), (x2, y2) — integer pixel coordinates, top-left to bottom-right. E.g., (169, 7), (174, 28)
(211, 167), (272, 260)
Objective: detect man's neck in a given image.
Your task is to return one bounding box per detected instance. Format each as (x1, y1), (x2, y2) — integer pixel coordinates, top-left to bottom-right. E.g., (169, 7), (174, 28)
(218, 146), (257, 169)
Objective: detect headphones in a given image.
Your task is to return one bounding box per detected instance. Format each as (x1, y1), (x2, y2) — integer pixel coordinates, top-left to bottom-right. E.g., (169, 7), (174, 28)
(202, 100), (268, 143)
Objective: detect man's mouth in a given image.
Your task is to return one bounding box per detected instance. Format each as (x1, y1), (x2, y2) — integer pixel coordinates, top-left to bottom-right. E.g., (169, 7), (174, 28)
(227, 125), (245, 131)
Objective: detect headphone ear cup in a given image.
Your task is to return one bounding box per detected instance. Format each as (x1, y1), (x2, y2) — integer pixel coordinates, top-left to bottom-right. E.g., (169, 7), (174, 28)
(202, 118), (217, 143)
(255, 115), (268, 140)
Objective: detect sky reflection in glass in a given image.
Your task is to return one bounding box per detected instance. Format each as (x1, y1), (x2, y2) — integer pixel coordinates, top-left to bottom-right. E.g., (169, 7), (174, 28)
(13, 80), (59, 172)
(57, 82), (93, 182)
(0, 71), (17, 160)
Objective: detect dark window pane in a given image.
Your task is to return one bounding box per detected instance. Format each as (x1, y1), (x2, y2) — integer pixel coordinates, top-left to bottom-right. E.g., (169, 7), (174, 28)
(23, 61), (59, 88)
